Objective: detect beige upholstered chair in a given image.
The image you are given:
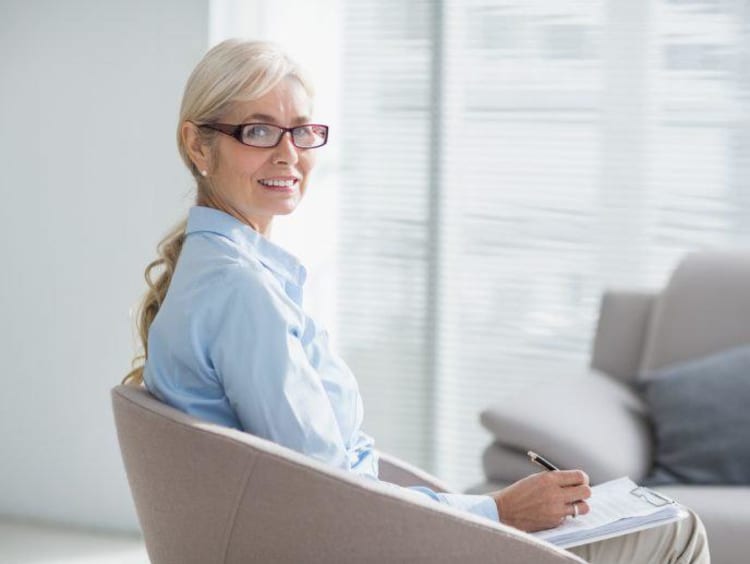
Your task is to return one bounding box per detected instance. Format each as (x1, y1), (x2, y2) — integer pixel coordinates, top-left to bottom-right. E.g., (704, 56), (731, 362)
(111, 384), (582, 563)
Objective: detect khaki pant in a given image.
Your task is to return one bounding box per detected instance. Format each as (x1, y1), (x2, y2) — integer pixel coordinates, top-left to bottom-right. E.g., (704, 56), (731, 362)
(568, 509), (710, 564)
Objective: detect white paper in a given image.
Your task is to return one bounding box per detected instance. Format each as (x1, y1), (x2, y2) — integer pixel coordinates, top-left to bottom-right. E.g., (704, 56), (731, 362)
(532, 476), (686, 548)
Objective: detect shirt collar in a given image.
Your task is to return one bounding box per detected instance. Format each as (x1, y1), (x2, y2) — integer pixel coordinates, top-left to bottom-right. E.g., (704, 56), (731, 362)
(185, 206), (307, 287)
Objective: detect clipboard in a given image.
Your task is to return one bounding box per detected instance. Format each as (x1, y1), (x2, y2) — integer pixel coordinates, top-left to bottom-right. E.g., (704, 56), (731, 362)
(531, 477), (687, 549)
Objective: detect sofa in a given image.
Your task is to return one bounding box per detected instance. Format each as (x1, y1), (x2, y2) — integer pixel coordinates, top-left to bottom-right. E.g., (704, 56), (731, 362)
(470, 251), (750, 564)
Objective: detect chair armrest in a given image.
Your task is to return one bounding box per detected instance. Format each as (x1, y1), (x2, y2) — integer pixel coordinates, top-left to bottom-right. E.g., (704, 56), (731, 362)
(377, 449), (456, 493)
(480, 373), (652, 484)
(591, 290), (657, 385)
(228, 450), (585, 563)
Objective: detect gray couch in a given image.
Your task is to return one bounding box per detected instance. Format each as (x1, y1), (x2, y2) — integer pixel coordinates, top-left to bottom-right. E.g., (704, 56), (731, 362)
(471, 251), (750, 564)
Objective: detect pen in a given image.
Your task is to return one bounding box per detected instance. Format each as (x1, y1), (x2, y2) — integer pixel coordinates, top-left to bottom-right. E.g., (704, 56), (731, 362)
(527, 450), (560, 472)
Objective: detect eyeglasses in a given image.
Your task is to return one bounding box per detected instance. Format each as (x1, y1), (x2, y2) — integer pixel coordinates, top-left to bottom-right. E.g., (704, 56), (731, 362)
(199, 122), (329, 149)
(630, 487), (675, 507)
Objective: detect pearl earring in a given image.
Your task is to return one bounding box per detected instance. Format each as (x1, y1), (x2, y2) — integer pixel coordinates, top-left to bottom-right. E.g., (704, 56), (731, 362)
(200, 170), (207, 177)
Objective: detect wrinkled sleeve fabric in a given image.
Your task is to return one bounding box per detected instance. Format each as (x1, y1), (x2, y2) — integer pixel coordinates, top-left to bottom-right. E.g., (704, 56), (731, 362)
(209, 266), (352, 471)
(383, 484), (498, 522)
(435, 492), (500, 522)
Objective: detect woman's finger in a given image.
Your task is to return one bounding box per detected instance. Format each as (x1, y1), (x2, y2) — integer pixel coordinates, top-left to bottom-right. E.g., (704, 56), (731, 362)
(563, 483), (592, 503)
(568, 500), (591, 518)
(554, 469), (590, 487)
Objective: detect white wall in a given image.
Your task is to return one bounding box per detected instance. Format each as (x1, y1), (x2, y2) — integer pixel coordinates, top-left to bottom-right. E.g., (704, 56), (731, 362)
(0, 0), (207, 531)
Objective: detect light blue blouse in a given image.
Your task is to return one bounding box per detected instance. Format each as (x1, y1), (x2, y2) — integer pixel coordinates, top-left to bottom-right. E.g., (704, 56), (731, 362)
(143, 205), (498, 522)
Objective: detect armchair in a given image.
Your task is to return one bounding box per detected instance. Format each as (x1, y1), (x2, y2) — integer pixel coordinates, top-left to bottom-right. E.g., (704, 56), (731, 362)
(472, 251), (750, 564)
(111, 384), (583, 563)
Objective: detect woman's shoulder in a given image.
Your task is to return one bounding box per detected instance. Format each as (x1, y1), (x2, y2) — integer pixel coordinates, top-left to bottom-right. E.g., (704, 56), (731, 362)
(177, 231), (289, 305)
(181, 231), (266, 279)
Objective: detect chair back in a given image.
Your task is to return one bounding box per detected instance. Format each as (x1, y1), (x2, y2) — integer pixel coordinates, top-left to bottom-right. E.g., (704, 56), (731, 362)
(112, 384), (258, 563)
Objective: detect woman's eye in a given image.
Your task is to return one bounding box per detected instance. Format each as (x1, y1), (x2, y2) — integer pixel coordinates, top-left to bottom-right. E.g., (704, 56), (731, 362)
(293, 126), (313, 139)
(244, 125), (271, 139)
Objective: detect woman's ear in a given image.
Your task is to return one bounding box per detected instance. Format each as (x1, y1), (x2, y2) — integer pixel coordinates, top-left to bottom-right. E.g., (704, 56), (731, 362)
(182, 122), (210, 173)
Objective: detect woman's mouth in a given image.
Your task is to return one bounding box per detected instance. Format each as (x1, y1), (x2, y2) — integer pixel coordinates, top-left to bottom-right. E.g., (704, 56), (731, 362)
(258, 178), (298, 192)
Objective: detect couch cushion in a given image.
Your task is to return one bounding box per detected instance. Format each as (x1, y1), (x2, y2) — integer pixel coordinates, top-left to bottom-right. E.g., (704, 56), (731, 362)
(642, 346), (750, 486)
(482, 442), (540, 484)
(480, 373), (651, 484)
(465, 479), (512, 496)
(640, 251), (750, 374)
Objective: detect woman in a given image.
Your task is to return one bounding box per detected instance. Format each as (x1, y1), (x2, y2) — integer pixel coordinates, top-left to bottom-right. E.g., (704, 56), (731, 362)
(125, 39), (708, 562)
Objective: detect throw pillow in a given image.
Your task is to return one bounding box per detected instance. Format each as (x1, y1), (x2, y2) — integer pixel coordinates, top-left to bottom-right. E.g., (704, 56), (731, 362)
(640, 345), (750, 486)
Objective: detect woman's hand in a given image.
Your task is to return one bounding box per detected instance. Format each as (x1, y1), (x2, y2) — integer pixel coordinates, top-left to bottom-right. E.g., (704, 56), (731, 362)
(491, 470), (592, 532)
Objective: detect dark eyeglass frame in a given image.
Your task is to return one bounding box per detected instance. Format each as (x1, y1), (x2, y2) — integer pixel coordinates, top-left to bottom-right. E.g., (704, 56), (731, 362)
(198, 122), (329, 149)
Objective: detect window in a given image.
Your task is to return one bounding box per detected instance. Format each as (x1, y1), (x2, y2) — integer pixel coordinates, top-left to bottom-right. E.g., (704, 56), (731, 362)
(337, 0), (750, 490)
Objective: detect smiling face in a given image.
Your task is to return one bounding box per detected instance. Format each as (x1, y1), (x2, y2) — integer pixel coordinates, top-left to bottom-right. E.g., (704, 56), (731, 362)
(186, 78), (317, 235)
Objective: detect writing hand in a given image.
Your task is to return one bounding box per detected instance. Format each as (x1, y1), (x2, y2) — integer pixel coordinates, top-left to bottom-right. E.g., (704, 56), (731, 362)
(491, 470), (592, 532)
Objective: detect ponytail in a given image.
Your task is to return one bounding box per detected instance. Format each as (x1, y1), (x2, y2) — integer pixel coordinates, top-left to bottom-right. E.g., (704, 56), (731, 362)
(123, 218), (188, 385)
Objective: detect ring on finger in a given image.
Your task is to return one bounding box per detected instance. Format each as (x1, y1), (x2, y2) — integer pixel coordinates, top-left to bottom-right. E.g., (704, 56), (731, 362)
(571, 502), (579, 518)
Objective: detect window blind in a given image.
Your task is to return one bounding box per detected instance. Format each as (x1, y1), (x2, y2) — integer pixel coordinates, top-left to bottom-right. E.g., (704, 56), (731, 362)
(339, 0), (750, 491)
(338, 0), (438, 470)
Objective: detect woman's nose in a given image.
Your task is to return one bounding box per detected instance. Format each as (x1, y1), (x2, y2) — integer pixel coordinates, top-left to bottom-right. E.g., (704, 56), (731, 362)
(272, 131), (299, 165)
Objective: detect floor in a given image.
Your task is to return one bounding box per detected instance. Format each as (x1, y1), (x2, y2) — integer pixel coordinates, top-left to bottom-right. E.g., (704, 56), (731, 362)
(0, 519), (148, 564)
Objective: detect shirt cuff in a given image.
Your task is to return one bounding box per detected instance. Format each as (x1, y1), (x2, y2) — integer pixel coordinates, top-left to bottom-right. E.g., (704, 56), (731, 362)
(434, 492), (499, 522)
(405, 486), (499, 522)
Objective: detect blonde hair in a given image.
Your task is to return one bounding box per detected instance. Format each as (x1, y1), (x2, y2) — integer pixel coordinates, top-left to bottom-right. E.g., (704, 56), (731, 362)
(124, 39), (312, 385)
